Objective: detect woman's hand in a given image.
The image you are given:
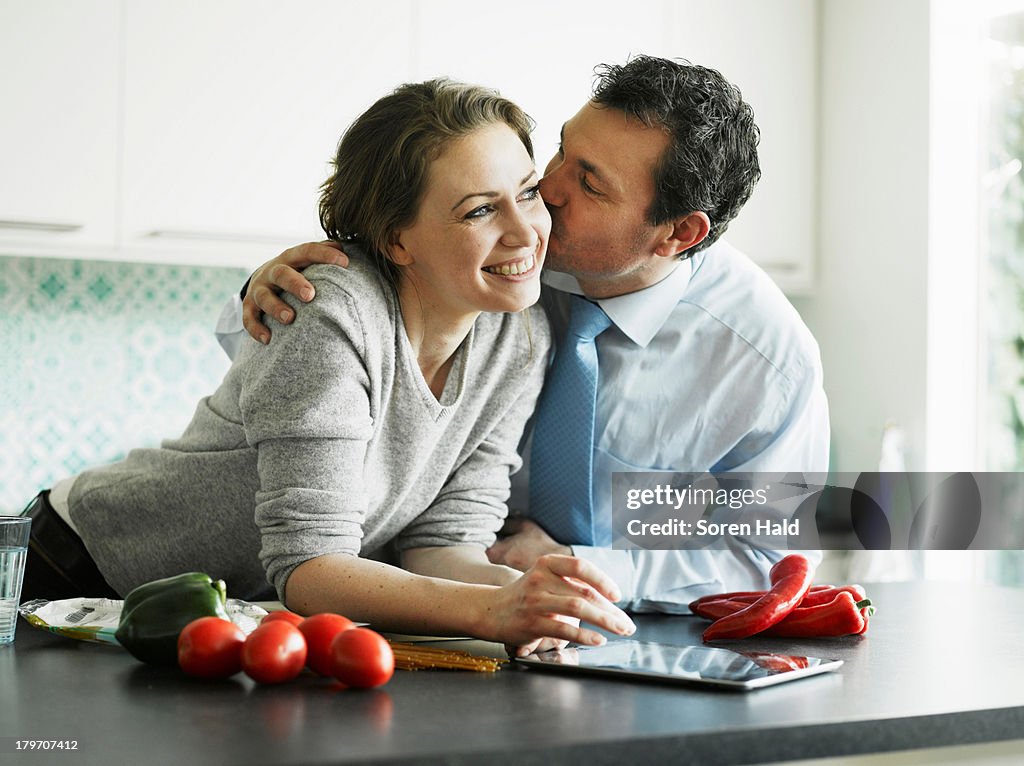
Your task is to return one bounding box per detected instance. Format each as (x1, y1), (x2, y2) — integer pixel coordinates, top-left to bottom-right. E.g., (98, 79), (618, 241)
(481, 554), (636, 658)
(243, 241), (349, 344)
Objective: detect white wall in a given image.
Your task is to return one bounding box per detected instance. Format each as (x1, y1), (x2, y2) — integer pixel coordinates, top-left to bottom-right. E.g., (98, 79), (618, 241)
(793, 0), (933, 472)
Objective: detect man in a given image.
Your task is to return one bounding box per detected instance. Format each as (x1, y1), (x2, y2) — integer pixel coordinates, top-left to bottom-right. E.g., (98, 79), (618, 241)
(219, 56), (829, 612)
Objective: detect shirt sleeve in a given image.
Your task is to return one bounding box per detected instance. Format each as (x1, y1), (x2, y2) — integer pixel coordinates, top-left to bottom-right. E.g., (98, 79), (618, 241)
(395, 326), (549, 552)
(571, 546), (824, 614)
(214, 292), (246, 361)
(238, 278), (374, 601)
(713, 341), (831, 474)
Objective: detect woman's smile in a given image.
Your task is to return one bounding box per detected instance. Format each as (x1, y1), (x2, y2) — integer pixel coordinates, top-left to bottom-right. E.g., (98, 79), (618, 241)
(481, 251), (539, 279)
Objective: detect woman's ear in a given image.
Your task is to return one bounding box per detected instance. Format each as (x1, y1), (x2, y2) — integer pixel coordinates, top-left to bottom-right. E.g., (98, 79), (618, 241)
(387, 232), (414, 266)
(654, 211), (711, 258)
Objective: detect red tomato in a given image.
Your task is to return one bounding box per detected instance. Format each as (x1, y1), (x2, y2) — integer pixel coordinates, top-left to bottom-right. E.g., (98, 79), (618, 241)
(242, 621), (308, 684)
(330, 628), (394, 689)
(177, 617), (245, 679)
(261, 610), (304, 627)
(298, 613), (356, 676)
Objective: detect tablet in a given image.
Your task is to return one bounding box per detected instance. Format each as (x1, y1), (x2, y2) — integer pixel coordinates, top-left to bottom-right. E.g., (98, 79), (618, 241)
(513, 639), (843, 690)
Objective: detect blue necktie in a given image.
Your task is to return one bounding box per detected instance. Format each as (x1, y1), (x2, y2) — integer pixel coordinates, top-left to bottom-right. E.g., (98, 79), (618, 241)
(529, 295), (612, 545)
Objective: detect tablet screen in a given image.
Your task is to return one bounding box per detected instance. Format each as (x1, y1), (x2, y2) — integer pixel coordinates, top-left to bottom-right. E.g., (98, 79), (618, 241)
(514, 639), (843, 690)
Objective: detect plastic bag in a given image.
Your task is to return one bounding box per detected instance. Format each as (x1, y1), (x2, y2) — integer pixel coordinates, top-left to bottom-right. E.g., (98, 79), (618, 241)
(19, 597), (267, 645)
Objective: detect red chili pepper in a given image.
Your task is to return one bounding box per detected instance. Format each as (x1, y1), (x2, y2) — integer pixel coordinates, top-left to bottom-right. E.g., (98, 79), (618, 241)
(690, 584), (865, 615)
(692, 598), (757, 621)
(689, 584), (833, 613)
(702, 554), (813, 642)
(764, 593), (873, 638)
(801, 585), (866, 608)
(696, 592), (875, 637)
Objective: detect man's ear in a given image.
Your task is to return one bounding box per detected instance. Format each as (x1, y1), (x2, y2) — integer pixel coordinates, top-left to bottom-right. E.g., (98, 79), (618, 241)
(387, 233), (414, 266)
(654, 211), (711, 258)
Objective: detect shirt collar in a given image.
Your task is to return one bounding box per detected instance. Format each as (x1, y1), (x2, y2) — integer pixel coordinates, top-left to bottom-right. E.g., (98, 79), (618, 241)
(541, 256), (696, 347)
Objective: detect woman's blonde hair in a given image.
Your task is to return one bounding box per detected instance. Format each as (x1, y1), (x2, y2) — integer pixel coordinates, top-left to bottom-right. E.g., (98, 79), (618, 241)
(319, 79), (535, 287)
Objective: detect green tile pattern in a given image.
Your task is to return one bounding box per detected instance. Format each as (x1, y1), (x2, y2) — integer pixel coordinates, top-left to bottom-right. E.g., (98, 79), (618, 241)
(0, 255), (248, 513)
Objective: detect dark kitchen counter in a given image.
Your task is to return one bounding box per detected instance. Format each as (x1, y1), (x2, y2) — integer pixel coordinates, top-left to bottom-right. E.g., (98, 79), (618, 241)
(3, 581), (1023, 766)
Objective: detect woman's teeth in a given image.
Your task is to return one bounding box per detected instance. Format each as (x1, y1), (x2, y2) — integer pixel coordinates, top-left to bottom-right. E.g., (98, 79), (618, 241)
(482, 255), (535, 276)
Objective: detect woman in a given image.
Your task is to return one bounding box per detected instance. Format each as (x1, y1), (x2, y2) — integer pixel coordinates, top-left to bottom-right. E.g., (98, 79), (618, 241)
(22, 80), (634, 654)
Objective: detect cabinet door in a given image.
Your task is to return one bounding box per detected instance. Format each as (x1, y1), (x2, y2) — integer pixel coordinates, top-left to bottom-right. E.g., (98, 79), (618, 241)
(0, 1), (120, 253)
(667, 0), (818, 292)
(414, 0), (671, 171)
(121, 0), (414, 268)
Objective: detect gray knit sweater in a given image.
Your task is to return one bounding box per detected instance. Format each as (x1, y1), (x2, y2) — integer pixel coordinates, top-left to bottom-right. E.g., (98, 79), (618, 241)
(69, 254), (550, 601)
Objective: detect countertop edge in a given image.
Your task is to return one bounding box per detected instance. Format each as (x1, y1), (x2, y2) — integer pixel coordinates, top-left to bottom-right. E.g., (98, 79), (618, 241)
(358, 707), (1024, 766)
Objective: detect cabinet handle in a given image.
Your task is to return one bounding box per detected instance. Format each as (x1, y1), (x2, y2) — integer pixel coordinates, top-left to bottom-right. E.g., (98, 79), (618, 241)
(0, 219), (84, 232)
(144, 229), (296, 244)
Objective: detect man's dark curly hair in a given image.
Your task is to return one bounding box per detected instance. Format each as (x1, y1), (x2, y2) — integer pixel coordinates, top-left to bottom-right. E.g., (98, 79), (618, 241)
(592, 55), (761, 256)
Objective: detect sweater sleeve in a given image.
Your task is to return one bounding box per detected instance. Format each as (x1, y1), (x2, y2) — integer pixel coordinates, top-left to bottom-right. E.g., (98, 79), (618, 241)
(239, 276), (375, 600)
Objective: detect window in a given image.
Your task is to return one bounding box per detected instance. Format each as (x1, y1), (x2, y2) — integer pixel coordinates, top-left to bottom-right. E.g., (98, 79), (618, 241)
(983, 9), (1024, 472)
(982, 5), (1024, 586)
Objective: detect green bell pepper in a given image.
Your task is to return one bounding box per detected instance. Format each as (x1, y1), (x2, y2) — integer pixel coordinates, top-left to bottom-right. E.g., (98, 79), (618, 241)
(115, 572), (230, 666)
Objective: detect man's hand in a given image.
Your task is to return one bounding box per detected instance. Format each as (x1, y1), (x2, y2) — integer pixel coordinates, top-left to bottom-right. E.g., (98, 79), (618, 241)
(244, 241), (349, 344)
(487, 518), (572, 572)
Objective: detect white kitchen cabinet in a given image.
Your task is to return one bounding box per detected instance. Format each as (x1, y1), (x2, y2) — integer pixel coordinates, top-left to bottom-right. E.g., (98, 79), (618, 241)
(0, 1), (120, 256)
(0, 1), (817, 287)
(120, 0), (415, 268)
(414, 0), (671, 171)
(667, 0), (819, 293)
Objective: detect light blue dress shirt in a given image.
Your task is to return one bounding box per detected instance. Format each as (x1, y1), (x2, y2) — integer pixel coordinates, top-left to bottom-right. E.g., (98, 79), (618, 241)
(216, 239), (829, 613)
(508, 239), (830, 612)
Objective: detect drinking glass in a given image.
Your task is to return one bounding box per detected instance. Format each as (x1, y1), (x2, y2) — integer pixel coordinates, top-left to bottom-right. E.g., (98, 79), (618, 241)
(0, 516), (32, 644)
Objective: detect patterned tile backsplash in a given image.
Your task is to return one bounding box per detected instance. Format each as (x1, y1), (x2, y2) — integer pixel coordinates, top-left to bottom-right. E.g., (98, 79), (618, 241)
(0, 255), (248, 514)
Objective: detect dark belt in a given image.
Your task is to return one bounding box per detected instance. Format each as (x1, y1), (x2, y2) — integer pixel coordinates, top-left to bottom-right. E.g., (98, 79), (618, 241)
(21, 490), (119, 601)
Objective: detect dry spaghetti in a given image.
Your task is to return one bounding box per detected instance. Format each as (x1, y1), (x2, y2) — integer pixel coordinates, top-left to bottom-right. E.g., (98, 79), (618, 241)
(388, 641), (508, 672)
